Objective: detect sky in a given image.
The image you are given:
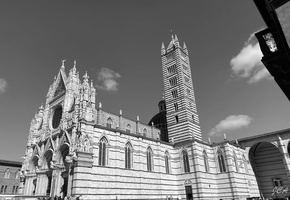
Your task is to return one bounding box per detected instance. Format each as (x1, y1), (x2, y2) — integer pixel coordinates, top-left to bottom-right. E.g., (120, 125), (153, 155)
(1, 1), (290, 162)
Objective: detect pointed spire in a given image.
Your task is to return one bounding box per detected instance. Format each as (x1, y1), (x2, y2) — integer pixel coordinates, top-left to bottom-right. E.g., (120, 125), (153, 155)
(183, 42), (187, 49)
(161, 42), (165, 49)
(137, 115), (139, 122)
(90, 79), (94, 88)
(83, 71), (89, 84)
(175, 34), (178, 41)
(74, 60), (76, 69)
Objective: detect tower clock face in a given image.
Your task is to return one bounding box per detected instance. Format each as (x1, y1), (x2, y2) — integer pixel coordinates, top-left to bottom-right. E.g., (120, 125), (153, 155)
(52, 106), (62, 129)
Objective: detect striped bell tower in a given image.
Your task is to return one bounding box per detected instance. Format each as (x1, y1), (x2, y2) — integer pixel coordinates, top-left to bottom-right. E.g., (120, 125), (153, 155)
(161, 35), (201, 143)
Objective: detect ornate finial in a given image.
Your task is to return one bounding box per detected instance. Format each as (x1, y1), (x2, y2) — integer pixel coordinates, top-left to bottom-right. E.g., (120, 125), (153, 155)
(151, 121), (154, 126)
(39, 104), (44, 111)
(61, 59), (66, 68)
(162, 93), (165, 100)
(235, 139), (239, 144)
(54, 76), (56, 81)
(170, 30), (174, 41)
(224, 133), (227, 140)
(99, 102), (102, 109)
(137, 115), (139, 122)
(74, 60), (76, 68)
(208, 138), (211, 144)
(90, 80), (94, 88)
(119, 109), (122, 116)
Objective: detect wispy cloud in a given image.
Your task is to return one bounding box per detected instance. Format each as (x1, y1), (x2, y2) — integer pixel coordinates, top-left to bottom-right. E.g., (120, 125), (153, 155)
(209, 115), (253, 137)
(95, 67), (121, 92)
(0, 78), (8, 94)
(230, 31), (272, 84)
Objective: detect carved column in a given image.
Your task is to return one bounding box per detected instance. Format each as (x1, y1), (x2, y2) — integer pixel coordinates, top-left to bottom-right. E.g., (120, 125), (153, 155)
(51, 167), (64, 200)
(35, 170), (48, 195)
(66, 157), (74, 197)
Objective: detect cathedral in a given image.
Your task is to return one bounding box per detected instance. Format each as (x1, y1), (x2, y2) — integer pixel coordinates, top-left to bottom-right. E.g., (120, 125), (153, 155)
(19, 35), (290, 200)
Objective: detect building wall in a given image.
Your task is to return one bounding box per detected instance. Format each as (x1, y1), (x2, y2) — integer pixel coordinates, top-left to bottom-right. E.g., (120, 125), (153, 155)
(0, 160), (21, 197)
(69, 124), (259, 200)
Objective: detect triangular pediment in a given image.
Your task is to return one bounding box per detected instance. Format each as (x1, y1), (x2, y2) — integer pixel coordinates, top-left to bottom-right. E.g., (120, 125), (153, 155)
(53, 74), (66, 98)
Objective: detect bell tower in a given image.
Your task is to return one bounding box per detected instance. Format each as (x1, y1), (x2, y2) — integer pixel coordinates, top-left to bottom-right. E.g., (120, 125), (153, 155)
(161, 35), (201, 143)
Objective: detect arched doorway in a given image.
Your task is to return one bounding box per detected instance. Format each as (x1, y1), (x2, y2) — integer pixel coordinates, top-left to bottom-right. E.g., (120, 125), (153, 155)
(249, 142), (290, 198)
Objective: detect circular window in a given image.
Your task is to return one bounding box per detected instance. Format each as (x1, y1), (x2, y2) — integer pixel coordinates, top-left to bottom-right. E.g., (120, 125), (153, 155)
(52, 106), (62, 129)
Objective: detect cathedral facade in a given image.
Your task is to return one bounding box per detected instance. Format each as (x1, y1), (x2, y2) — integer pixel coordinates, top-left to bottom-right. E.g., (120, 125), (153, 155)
(20, 36), (290, 200)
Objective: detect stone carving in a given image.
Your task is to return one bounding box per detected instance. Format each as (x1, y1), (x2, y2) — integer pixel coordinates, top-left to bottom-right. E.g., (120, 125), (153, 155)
(76, 132), (92, 153)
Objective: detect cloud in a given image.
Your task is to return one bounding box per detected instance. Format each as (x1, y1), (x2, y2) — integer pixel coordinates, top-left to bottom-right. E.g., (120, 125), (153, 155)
(209, 115), (253, 137)
(0, 78), (8, 94)
(230, 31), (272, 83)
(95, 67), (121, 91)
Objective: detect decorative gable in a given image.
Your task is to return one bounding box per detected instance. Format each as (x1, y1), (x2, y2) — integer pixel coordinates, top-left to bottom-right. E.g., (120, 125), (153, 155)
(53, 75), (66, 98)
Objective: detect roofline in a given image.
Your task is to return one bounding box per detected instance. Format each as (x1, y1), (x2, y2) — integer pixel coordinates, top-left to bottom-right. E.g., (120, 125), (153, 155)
(237, 127), (290, 142)
(0, 159), (22, 167)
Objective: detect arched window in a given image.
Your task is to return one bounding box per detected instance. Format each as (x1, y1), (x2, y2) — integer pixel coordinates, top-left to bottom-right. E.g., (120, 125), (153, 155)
(217, 151), (226, 173)
(15, 170), (20, 179)
(243, 154), (248, 173)
(175, 115), (179, 123)
(4, 185), (7, 193)
(15, 186), (18, 194)
(106, 117), (113, 128)
(12, 186), (15, 194)
(233, 152), (239, 172)
(0, 185), (4, 193)
(126, 124), (131, 133)
(125, 143), (133, 169)
(4, 168), (10, 179)
(203, 150), (209, 172)
(182, 150), (190, 173)
(174, 103), (178, 111)
(165, 151), (170, 174)
(99, 137), (108, 166)
(143, 128), (147, 137)
(147, 147), (154, 172)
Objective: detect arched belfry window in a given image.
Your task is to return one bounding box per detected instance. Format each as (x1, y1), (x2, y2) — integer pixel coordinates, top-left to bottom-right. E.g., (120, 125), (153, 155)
(143, 128), (147, 137)
(165, 151), (170, 174)
(106, 118), (113, 128)
(203, 150), (209, 172)
(182, 150), (190, 173)
(126, 124), (131, 133)
(217, 150), (226, 173)
(147, 147), (154, 172)
(125, 143), (133, 169)
(99, 137), (108, 166)
(4, 168), (10, 179)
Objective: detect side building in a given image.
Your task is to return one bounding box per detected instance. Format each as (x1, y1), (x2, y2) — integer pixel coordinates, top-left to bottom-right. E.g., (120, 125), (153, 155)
(19, 36), (269, 200)
(0, 159), (22, 199)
